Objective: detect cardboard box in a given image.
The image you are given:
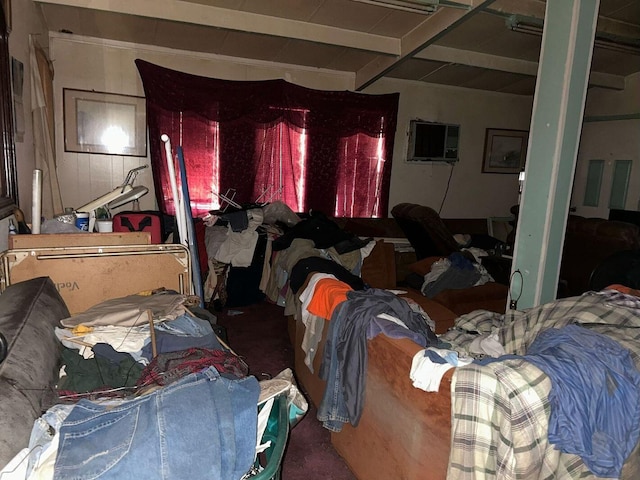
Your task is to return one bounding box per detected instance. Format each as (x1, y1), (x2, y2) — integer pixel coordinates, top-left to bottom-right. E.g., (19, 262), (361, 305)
(1, 244), (191, 314)
(7, 232), (151, 250)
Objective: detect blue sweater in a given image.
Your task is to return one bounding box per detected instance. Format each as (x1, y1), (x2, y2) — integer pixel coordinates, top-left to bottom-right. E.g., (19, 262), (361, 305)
(480, 324), (640, 478)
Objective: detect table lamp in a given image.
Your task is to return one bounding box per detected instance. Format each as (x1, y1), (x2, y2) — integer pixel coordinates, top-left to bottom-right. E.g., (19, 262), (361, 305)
(75, 166), (149, 232)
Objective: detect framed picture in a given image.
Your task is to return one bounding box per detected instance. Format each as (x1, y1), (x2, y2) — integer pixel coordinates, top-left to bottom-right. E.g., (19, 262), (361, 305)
(63, 89), (147, 157)
(482, 128), (528, 174)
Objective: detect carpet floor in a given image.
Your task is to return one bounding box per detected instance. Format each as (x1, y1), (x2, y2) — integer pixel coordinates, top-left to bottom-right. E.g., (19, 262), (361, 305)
(214, 299), (357, 480)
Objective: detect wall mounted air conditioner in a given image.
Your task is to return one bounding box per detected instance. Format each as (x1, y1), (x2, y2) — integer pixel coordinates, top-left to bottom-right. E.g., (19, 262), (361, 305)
(407, 120), (460, 163)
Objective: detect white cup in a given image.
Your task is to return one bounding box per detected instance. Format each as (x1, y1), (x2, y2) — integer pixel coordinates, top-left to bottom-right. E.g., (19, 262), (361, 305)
(96, 219), (114, 233)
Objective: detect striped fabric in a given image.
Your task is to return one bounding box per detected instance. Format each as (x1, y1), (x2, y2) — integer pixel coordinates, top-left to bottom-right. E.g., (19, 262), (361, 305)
(442, 292), (640, 480)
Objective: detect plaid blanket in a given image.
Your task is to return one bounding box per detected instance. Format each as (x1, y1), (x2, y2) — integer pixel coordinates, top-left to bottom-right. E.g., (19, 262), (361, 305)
(444, 291), (640, 480)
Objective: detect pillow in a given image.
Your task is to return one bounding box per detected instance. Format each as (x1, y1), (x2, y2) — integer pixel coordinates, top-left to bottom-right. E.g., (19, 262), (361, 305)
(407, 256), (445, 276)
(0, 277), (70, 467)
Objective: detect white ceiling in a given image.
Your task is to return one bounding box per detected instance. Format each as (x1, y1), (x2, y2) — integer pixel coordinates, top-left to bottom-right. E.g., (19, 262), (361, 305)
(35, 0), (640, 95)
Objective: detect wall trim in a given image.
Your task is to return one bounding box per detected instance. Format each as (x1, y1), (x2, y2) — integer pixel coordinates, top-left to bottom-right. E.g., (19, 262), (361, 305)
(584, 112), (640, 122)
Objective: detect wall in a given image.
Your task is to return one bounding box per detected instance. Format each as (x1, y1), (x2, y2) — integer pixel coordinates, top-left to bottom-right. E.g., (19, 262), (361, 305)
(365, 78), (533, 218)
(7, 6), (639, 226)
(6, 0), (49, 221)
(49, 34), (354, 216)
(51, 35), (534, 221)
(572, 72), (640, 219)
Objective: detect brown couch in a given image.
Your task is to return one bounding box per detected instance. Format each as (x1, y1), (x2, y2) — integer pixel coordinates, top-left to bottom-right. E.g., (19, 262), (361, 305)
(288, 242), (457, 480)
(291, 317), (454, 480)
(290, 241), (640, 480)
(380, 205), (640, 301)
(359, 240), (458, 330)
(560, 215), (640, 297)
(401, 255), (509, 316)
(508, 206), (640, 298)
(335, 209), (510, 316)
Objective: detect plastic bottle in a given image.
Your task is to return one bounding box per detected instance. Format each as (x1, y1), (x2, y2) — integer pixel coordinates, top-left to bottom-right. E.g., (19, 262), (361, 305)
(13, 208), (31, 234)
(8, 219), (17, 235)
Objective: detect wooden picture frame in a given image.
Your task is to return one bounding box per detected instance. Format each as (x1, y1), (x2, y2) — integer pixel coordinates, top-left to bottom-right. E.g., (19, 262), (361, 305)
(63, 89), (147, 157)
(482, 128), (528, 174)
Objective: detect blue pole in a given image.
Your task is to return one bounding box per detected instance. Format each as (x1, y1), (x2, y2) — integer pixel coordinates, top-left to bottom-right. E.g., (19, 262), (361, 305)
(176, 146), (205, 308)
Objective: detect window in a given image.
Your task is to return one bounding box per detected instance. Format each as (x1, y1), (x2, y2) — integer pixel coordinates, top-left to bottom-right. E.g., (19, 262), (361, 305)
(252, 112), (308, 213)
(609, 160), (632, 210)
(583, 159), (604, 207)
(335, 131), (386, 217)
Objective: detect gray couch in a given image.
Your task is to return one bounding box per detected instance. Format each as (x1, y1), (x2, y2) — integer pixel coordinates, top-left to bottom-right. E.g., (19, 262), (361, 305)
(0, 277), (70, 467)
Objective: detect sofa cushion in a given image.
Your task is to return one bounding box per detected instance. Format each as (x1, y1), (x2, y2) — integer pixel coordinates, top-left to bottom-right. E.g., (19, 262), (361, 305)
(0, 277), (70, 467)
(360, 240), (396, 290)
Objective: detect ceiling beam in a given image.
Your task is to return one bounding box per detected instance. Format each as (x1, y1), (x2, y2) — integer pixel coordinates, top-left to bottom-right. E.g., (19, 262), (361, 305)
(34, 0), (401, 55)
(486, 0), (545, 18)
(355, 0), (497, 90)
(416, 44), (538, 75)
(588, 72), (628, 91)
(416, 45), (626, 90)
(35, 0), (635, 93)
(595, 16), (640, 41)
(487, 0), (640, 41)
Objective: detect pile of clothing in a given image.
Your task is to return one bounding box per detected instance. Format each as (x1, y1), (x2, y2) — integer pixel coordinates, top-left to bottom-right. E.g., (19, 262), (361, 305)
(294, 270), (443, 432)
(1, 290), (302, 480)
(442, 287), (640, 479)
(420, 251), (493, 298)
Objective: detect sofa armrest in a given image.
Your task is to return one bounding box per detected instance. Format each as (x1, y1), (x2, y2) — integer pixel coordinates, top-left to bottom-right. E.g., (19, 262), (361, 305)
(0, 277), (70, 467)
(405, 256), (445, 277)
(332, 335), (453, 480)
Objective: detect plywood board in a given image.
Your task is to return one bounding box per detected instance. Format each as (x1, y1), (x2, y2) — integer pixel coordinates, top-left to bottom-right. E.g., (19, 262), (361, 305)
(8, 232), (151, 250)
(1, 244), (191, 314)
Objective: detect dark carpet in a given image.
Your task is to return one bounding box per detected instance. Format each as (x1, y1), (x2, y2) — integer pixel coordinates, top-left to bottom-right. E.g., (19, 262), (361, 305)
(214, 300), (357, 480)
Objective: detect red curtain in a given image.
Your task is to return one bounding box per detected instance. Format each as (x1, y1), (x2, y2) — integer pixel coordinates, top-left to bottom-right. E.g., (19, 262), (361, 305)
(136, 59), (399, 218)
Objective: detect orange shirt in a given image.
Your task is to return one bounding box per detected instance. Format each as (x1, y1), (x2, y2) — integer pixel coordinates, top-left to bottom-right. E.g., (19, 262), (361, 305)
(306, 278), (352, 320)
(604, 284), (640, 297)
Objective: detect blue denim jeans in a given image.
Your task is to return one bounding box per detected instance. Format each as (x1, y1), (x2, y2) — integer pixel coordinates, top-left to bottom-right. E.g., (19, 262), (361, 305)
(317, 304), (350, 432)
(54, 367), (259, 480)
(154, 314), (212, 336)
(27, 403), (74, 474)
